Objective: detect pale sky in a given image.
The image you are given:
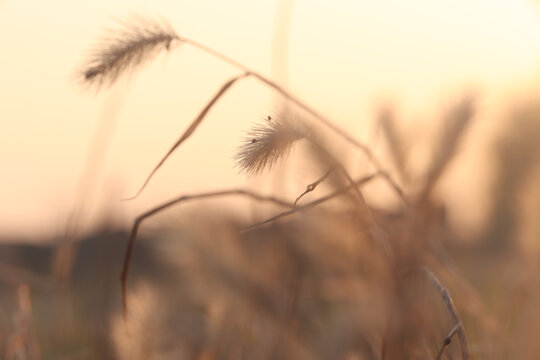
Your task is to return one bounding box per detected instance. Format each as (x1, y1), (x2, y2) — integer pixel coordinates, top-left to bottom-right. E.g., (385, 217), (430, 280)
(1, 0), (540, 239)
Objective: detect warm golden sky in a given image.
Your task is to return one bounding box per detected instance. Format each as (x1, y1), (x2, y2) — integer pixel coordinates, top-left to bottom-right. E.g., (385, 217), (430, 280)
(1, 0), (540, 238)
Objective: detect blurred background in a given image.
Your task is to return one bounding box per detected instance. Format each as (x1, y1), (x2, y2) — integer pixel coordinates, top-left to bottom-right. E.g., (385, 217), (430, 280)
(2, 0), (540, 358)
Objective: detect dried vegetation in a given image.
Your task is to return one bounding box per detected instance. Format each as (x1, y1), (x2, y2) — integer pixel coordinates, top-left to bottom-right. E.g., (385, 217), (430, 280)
(4, 14), (540, 360)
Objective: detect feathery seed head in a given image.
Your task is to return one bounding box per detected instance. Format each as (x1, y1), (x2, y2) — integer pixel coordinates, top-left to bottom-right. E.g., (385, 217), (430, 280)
(78, 15), (180, 91)
(235, 114), (308, 176)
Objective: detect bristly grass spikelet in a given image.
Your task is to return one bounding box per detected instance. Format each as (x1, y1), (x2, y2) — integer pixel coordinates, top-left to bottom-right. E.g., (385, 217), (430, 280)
(235, 114), (307, 176)
(78, 15), (180, 90)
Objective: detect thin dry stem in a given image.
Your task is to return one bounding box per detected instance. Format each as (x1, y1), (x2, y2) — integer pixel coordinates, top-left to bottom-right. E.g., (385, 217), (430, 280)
(121, 189), (294, 318)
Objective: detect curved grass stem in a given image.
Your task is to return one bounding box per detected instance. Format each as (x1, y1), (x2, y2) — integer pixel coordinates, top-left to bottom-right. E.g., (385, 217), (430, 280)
(121, 189), (294, 318)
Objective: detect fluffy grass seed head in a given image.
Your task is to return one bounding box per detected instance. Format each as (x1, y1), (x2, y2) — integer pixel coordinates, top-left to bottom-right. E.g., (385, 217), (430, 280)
(78, 15), (180, 90)
(235, 114), (308, 176)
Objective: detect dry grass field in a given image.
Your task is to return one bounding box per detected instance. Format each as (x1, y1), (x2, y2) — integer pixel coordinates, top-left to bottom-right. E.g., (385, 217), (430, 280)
(1, 13), (540, 360)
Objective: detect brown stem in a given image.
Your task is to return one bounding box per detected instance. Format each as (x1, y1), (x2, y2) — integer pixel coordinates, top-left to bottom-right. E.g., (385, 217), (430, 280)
(121, 189), (294, 318)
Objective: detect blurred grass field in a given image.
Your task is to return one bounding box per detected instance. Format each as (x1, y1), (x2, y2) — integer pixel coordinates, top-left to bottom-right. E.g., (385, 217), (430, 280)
(2, 7), (540, 359)
(1, 100), (540, 359)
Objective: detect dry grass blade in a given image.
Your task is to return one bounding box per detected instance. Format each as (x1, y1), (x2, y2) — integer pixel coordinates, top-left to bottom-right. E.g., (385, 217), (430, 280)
(121, 189), (294, 318)
(79, 16), (180, 90)
(420, 97), (474, 201)
(378, 107), (408, 182)
(235, 115), (307, 175)
(124, 72), (249, 200)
